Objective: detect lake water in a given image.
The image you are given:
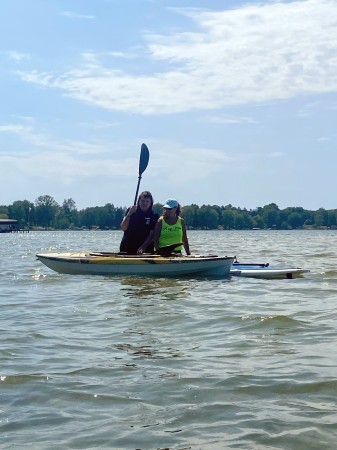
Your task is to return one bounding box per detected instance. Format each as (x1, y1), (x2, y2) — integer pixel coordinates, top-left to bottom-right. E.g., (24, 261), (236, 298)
(1, 230), (337, 450)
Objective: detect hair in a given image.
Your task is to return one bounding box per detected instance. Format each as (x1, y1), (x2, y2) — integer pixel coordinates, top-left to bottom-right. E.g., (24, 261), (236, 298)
(137, 191), (154, 209)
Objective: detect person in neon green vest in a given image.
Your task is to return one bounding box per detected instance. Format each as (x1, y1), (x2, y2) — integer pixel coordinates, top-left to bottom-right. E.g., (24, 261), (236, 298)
(154, 198), (191, 255)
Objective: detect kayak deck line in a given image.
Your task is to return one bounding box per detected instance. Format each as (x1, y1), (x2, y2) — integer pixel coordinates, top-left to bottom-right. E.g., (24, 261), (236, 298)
(89, 251), (219, 259)
(37, 252), (228, 263)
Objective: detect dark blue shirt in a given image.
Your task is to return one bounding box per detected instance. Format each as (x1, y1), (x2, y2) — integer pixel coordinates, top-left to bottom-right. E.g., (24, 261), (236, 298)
(119, 208), (159, 254)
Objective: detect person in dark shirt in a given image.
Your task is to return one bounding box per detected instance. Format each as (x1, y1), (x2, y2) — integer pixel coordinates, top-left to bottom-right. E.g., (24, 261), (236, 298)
(119, 191), (159, 254)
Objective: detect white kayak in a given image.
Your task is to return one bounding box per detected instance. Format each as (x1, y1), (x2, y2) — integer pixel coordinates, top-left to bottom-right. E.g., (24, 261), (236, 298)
(36, 251), (235, 277)
(230, 262), (310, 279)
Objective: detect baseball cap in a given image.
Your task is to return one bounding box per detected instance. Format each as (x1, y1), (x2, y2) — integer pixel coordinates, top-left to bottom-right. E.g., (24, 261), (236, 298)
(163, 198), (179, 209)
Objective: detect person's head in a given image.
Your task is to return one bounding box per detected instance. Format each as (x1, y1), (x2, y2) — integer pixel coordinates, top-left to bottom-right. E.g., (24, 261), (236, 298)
(137, 191), (154, 211)
(162, 198), (181, 217)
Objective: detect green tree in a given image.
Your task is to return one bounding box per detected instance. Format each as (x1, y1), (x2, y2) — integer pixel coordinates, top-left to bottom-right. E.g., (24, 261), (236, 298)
(261, 203), (281, 228)
(196, 205), (219, 229)
(313, 213), (325, 227)
(288, 212), (302, 229)
(182, 204), (199, 228)
(240, 211), (254, 229)
(79, 207), (99, 228)
(221, 209), (235, 229)
(328, 210), (337, 227)
(8, 200), (33, 228)
(233, 210), (253, 229)
(100, 203), (116, 229)
(252, 214), (264, 229)
(62, 198), (79, 228)
(281, 207), (310, 228)
(0, 205), (9, 218)
(4, 196), (337, 231)
(35, 195), (60, 228)
(315, 208), (328, 227)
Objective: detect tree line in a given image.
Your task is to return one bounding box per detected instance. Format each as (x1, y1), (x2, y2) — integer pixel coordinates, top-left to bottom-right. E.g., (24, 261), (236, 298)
(1, 195), (336, 230)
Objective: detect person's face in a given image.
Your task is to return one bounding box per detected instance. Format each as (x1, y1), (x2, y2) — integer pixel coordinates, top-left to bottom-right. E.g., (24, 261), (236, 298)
(138, 196), (152, 211)
(163, 206), (177, 218)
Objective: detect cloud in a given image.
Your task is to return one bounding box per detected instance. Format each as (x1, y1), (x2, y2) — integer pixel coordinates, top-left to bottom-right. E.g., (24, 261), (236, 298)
(204, 114), (258, 124)
(268, 151), (285, 158)
(0, 152), (130, 185)
(0, 123), (109, 155)
(5, 51), (30, 62)
(16, 0), (337, 115)
(79, 120), (121, 129)
(0, 122), (135, 186)
(61, 11), (95, 20)
(149, 141), (240, 183)
(0, 121), (239, 187)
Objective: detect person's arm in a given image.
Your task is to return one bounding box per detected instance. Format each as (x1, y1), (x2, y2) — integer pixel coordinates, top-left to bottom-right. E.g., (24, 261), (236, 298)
(153, 218), (163, 253)
(120, 205), (137, 231)
(181, 218), (191, 255)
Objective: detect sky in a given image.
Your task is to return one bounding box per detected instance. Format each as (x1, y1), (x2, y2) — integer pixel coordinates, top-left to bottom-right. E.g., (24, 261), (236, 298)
(1, 0), (337, 211)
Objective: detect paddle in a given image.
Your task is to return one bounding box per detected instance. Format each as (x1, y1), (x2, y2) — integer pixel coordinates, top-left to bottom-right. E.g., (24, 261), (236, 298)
(156, 243), (183, 256)
(133, 143), (150, 205)
(233, 261), (269, 267)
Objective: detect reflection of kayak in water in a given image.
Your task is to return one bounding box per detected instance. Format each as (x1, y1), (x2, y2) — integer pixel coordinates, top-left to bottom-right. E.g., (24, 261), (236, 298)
(36, 251), (235, 277)
(230, 261), (310, 279)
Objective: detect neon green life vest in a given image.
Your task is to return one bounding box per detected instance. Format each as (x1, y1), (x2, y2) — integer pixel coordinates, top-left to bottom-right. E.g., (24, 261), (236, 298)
(159, 217), (183, 251)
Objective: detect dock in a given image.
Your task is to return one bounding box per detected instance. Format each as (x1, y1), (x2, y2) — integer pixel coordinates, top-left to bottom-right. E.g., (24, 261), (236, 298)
(0, 219), (29, 233)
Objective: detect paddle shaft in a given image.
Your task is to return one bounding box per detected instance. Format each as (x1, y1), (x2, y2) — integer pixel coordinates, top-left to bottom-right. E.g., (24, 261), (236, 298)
(133, 176), (142, 205)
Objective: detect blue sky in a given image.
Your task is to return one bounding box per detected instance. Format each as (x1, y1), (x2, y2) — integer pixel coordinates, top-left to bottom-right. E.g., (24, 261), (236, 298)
(1, 0), (337, 211)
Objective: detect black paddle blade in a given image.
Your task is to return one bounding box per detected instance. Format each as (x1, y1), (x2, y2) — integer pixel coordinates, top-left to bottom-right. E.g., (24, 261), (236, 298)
(139, 143), (150, 176)
(156, 243), (183, 256)
(133, 143), (150, 204)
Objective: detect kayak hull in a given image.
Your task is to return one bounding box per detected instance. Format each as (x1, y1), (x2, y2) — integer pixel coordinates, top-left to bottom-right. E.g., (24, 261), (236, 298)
(36, 252), (235, 277)
(230, 264), (309, 279)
